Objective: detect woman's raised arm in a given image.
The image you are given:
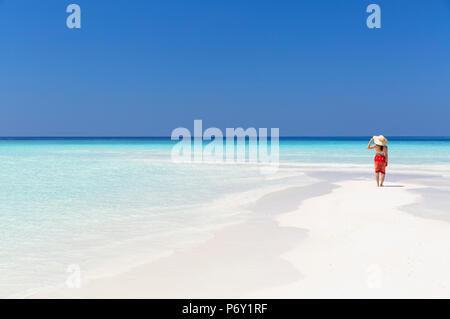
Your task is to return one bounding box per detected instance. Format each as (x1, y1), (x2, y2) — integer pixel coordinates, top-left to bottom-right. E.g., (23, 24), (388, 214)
(367, 137), (375, 149)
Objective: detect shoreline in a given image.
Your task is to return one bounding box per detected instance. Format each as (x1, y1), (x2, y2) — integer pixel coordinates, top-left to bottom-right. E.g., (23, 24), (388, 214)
(31, 177), (335, 298)
(20, 170), (314, 298)
(31, 168), (450, 298)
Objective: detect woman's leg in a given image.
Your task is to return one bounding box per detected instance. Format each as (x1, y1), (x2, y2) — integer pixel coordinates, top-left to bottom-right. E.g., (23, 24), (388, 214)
(376, 172), (380, 187)
(380, 173), (385, 186)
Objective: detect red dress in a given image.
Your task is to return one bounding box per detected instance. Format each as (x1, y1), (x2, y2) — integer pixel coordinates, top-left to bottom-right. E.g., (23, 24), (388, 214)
(374, 154), (386, 174)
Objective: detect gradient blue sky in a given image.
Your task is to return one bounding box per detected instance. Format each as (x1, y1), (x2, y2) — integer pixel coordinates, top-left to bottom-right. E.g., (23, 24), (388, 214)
(0, 0), (449, 136)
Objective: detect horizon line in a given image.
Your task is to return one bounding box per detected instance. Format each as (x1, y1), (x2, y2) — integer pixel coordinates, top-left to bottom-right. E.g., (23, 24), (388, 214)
(1, 136), (450, 139)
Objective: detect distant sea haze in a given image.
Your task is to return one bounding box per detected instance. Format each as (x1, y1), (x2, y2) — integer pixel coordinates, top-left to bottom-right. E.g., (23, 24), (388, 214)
(1, 136), (449, 165)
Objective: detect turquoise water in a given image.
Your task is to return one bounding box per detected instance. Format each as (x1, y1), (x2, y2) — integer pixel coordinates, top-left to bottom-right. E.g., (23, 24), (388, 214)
(0, 137), (449, 297)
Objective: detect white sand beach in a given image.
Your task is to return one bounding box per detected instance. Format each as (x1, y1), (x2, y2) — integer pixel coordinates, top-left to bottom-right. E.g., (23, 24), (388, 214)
(32, 167), (450, 299)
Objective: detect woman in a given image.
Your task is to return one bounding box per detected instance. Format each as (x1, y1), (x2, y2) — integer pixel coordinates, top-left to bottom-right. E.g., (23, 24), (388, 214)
(367, 135), (388, 187)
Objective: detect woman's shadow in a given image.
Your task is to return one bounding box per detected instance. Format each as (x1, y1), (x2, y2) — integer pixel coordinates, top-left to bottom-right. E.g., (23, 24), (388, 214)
(382, 185), (404, 187)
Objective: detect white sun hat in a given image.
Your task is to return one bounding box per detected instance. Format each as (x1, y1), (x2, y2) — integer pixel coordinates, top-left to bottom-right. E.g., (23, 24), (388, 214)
(373, 135), (388, 146)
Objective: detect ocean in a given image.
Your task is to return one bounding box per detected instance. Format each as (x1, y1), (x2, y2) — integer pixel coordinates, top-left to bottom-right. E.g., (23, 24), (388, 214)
(1, 137), (449, 297)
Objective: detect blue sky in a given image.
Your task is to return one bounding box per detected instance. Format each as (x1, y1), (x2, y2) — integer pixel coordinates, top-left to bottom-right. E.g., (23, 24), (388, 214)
(0, 0), (449, 136)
